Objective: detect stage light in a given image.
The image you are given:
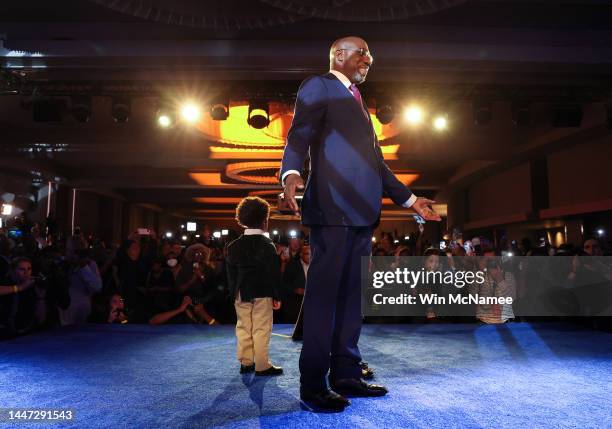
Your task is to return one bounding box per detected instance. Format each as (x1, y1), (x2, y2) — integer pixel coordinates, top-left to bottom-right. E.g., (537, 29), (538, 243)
(221, 229), (228, 236)
(213, 231), (221, 238)
(71, 96), (92, 123)
(247, 101), (270, 129)
(403, 106), (424, 125)
(195, 234), (201, 238)
(432, 114), (448, 131)
(181, 102), (201, 124)
(512, 100), (530, 127)
(394, 239), (399, 244)
(372, 237), (376, 242)
(181, 224), (185, 229)
(1, 203), (13, 215)
(158, 114), (173, 128)
(289, 230), (297, 238)
(376, 103), (394, 125)
(165, 232), (173, 238)
(553, 105), (582, 127)
(473, 100), (491, 126)
(181, 235), (188, 241)
(156, 98), (175, 128)
(404, 235), (410, 240)
(597, 229), (605, 237)
(210, 97), (230, 120)
(186, 222), (197, 232)
(272, 230), (278, 235)
(112, 97), (130, 123)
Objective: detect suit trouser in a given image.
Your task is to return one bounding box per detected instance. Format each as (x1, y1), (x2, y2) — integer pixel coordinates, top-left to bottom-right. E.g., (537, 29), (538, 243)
(299, 225), (372, 391)
(235, 294), (273, 371)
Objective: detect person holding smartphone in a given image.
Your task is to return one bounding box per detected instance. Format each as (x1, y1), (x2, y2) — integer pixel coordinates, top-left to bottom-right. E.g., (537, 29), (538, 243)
(174, 244), (217, 325)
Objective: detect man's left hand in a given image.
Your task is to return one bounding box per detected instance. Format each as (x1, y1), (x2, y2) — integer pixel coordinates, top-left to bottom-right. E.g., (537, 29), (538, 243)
(412, 197), (442, 221)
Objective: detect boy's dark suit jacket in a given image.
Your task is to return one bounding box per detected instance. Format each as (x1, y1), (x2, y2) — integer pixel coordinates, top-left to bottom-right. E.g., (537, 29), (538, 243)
(226, 234), (282, 302)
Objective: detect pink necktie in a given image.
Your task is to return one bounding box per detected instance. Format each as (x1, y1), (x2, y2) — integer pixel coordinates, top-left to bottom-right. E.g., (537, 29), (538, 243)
(349, 84), (369, 119)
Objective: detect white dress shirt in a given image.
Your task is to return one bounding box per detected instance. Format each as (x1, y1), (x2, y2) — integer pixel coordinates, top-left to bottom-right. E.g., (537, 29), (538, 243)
(281, 69), (417, 209)
(301, 260), (310, 277)
(244, 228), (266, 236)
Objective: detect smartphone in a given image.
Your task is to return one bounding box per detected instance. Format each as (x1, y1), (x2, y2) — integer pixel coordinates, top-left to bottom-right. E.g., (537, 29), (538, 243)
(8, 229), (23, 239)
(439, 241), (447, 250)
(137, 228), (150, 235)
(413, 215), (425, 224)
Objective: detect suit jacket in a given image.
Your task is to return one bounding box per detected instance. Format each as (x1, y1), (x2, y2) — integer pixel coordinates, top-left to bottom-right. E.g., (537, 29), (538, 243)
(226, 234), (282, 302)
(282, 257), (307, 297)
(280, 72), (413, 226)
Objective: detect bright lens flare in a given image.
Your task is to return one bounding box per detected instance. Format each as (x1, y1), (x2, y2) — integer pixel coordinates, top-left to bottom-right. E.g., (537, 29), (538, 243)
(404, 106), (424, 125)
(158, 114), (172, 128)
(433, 115), (448, 131)
(181, 103), (201, 123)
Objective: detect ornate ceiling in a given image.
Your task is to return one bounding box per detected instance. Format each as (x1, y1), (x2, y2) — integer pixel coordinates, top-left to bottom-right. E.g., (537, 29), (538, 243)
(2, 0), (612, 221)
(89, 0), (468, 29)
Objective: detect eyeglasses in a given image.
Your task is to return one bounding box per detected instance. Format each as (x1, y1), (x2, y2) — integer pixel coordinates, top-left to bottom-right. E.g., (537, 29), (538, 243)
(337, 48), (373, 62)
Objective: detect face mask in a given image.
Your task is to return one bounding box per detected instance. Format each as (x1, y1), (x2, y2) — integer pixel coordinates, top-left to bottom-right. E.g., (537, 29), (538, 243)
(167, 258), (178, 267)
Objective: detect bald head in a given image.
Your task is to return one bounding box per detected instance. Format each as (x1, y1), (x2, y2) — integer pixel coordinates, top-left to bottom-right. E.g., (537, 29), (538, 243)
(329, 36), (372, 84)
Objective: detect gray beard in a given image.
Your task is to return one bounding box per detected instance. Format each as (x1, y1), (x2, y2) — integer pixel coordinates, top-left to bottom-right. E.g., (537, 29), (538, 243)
(353, 73), (366, 84)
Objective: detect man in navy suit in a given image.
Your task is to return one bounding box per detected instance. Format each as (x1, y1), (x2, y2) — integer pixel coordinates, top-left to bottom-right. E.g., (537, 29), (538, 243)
(281, 36), (441, 411)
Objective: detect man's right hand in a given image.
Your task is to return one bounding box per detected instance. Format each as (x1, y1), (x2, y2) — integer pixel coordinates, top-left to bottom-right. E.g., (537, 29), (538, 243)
(282, 174), (305, 216)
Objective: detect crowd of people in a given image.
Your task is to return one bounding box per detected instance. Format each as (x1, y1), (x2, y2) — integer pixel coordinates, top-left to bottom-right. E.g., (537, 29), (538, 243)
(371, 232), (611, 326)
(0, 221), (314, 339)
(0, 219), (610, 340)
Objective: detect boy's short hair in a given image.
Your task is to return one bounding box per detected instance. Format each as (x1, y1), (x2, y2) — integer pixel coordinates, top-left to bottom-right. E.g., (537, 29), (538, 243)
(235, 197), (270, 229)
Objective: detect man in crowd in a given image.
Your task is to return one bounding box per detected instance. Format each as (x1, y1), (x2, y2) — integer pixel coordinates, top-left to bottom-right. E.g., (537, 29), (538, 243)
(0, 257), (37, 336)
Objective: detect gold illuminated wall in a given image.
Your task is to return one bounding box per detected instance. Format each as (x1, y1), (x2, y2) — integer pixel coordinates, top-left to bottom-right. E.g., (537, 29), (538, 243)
(189, 102), (423, 220)
(191, 102), (405, 188)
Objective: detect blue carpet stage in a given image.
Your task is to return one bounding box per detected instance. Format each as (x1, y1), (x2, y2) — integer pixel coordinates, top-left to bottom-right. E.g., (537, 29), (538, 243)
(1, 323), (611, 428)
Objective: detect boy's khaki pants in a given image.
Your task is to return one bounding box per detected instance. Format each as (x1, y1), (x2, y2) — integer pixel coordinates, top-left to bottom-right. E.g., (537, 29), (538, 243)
(234, 294), (273, 371)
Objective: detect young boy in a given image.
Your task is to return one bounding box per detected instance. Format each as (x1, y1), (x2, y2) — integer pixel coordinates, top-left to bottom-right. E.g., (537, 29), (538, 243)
(226, 196), (283, 376)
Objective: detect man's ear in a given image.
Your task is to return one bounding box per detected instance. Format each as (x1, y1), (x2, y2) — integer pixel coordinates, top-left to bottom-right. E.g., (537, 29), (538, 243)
(335, 49), (344, 62)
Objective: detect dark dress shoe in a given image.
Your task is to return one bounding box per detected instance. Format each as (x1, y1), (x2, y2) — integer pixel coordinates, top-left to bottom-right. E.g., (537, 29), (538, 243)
(240, 364), (255, 374)
(255, 365), (283, 376)
(300, 386), (350, 411)
(330, 378), (388, 397)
